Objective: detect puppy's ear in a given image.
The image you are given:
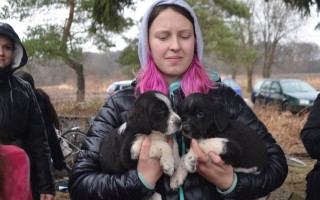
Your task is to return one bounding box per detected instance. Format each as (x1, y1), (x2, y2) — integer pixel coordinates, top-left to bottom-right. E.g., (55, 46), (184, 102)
(127, 104), (152, 133)
(212, 103), (230, 132)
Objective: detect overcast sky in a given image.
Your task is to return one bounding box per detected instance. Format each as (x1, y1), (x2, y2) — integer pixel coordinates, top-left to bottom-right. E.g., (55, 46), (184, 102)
(0, 0), (319, 52)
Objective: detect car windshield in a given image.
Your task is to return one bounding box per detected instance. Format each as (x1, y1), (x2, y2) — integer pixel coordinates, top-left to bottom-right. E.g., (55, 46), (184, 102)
(281, 81), (317, 93)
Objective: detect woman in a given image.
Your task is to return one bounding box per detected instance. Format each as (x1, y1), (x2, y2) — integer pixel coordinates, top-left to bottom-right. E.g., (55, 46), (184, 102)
(0, 22), (55, 200)
(15, 71), (69, 175)
(300, 93), (320, 199)
(68, 1), (288, 199)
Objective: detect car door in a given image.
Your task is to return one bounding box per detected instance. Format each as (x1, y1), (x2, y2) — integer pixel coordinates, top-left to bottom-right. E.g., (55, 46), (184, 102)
(269, 81), (282, 107)
(257, 80), (272, 105)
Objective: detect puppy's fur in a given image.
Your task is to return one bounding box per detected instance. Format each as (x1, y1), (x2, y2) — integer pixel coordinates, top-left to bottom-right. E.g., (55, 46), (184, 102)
(99, 90), (181, 177)
(170, 93), (267, 189)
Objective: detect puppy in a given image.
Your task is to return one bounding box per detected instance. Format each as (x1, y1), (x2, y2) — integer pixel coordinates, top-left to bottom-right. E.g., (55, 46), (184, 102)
(170, 93), (267, 189)
(99, 90), (181, 178)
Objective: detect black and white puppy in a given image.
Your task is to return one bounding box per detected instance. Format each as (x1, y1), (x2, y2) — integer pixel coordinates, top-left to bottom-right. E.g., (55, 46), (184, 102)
(99, 90), (181, 177)
(170, 93), (267, 189)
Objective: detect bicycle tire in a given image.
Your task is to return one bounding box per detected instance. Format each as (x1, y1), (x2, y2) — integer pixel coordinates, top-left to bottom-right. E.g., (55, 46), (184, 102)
(62, 130), (87, 149)
(61, 130), (87, 169)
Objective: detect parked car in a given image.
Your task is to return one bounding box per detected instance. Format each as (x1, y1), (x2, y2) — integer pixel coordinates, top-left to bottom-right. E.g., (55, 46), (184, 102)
(106, 80), (133, 98)
(252, 78), (319, 113)
(251, 78), (269, 103)
(221, 78), (242, 96)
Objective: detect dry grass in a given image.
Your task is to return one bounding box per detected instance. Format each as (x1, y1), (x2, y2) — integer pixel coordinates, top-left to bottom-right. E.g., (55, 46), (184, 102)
(253, 106), (309, 156)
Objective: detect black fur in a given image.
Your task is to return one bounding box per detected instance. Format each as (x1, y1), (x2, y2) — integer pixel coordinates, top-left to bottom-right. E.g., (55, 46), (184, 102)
(179, 93), (267, 172)
(99, 90), (181, 174)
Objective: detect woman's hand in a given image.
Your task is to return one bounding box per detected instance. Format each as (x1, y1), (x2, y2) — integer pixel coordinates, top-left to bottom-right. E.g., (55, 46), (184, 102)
(190, 139), (234, 190)
(137, 136), (163, 186)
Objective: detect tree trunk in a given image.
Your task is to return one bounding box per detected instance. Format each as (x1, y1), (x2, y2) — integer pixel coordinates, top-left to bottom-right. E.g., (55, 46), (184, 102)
(231, 66), (238, 79)
(263, 41), (277, 78)
(61, 0), (85, 102)
(246, 64), (253, 93)
(64, 57), (85, 102)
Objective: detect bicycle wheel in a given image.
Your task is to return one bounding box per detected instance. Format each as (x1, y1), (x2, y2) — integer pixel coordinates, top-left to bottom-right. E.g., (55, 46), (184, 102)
(62, 130), (87, 149)
(61, 130), (87, 169)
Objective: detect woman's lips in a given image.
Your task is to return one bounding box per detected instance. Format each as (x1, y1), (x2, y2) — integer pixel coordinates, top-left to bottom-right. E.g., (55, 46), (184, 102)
(167, 56), (182, 63)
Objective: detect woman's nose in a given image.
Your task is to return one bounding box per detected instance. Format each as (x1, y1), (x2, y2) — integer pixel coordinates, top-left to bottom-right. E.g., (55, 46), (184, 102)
(169, 37), (181, 51)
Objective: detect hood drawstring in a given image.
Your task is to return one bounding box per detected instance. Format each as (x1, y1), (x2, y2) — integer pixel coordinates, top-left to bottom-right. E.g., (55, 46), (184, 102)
(8, 77), (14, 103)
(169, 81), (185, 200)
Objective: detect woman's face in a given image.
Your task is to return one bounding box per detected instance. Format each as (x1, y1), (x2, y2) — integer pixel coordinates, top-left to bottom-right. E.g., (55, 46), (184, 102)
(0, 35), (13, 69)
(148, 8), (195, 84)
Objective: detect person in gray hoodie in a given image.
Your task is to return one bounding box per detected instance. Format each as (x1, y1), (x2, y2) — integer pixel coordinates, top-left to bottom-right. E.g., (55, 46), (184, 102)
(68, 1), (288, 199)
(0, 22), (55, 200)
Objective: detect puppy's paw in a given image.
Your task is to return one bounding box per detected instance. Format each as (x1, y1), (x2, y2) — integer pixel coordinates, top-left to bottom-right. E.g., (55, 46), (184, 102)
(160, 156), (175, 176)
(170, 170), (187, 189)
(170, 175), (184, 190)
(130, 149), (139, 160)
(184, 155), (198, 172)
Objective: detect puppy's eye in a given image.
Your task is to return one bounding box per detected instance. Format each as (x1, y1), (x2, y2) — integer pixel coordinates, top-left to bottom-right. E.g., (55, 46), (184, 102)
(197, 112), (205, 118)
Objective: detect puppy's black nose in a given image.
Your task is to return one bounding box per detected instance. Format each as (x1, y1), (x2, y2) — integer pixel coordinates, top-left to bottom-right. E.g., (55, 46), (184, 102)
(182, 124), (192, 132)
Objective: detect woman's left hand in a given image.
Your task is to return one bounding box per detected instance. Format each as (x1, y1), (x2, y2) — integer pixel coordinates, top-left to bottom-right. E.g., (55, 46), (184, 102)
(40, 194), (54, 200)
(190, 139), (234, 190)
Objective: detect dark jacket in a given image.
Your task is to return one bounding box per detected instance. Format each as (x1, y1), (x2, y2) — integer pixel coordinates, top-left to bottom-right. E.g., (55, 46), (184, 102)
(0, 23), (55, 199)
(301, 93), (320, 159)
(69, 84), (288, 200)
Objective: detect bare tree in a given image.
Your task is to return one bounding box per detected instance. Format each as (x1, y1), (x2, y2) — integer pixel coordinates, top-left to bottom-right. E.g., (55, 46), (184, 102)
(231, 0), (259, 92)
(255, 0), (305, 77)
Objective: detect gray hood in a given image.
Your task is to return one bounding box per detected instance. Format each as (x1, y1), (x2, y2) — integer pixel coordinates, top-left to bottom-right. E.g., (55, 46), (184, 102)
(138, 0), (203, 69)
(0, 22), (28, 71)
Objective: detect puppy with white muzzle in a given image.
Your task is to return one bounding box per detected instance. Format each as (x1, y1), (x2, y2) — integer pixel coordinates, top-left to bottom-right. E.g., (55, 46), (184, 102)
(170, 93), (267, 189)
(99, 90), (181, 182)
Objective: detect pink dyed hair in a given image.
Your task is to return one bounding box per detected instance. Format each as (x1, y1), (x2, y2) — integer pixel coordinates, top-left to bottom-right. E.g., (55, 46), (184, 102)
(135, 53), (214, 96)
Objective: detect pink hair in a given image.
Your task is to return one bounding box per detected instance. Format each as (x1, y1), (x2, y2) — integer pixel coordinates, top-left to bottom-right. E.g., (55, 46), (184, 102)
(135, 53), (214, 96)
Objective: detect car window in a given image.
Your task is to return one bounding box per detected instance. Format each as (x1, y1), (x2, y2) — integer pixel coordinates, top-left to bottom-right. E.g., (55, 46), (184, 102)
(253, 79), (265, 91)
(270, 82), (281, 94)
(281, 81), (317, 93)
(260, 80), (271, 93)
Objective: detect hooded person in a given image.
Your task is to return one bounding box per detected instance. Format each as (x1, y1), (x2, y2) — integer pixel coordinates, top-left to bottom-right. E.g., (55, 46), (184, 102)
(68, 0), (288, 199)
(0, 22), (55, 200)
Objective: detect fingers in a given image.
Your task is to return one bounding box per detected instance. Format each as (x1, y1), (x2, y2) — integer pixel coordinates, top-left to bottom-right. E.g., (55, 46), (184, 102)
(140, 136), (151, 159)
(208, 152), (223, 165)
(191, 139), (207, 162)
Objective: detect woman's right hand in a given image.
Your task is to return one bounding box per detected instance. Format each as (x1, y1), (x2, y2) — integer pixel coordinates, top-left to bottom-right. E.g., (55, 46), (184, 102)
(137, 136), (163, 186)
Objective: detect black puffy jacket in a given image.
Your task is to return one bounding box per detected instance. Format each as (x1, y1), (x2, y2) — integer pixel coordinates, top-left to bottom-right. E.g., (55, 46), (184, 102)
(69, 84), (288, 200)
(301, 93), (320, 159)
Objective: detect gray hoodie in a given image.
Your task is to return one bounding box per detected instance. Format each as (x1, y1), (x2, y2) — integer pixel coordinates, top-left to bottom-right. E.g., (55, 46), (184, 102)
(0, 22), (28, 70)
(138, 0), (203, 70)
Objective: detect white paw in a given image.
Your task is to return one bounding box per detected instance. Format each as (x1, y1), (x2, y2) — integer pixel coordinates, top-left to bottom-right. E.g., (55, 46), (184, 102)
(130, 149), (139, 160)
(185, 155), (197, 172)
(160, 156), (175, 176)
(170, 174), (184, 189)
